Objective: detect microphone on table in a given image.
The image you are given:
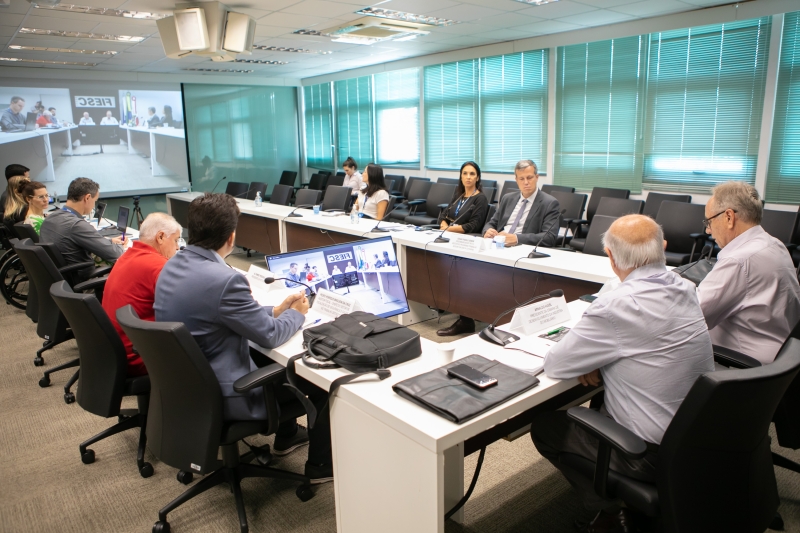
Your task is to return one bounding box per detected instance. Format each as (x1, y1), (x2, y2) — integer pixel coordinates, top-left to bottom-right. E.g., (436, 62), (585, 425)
(284, 204), (314, 218)
(210, 176), (227, 193)
(528, 209), (567, 259)
(367, 201), (402, 233)
(479, 289), (564, 346)
(433, 204), (476, 244)
(264, 276), (316, 305)
(231, 188), (259, 200)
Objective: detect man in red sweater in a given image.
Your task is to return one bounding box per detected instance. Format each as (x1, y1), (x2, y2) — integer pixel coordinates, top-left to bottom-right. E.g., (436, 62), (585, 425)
(102, 212), (182, 376)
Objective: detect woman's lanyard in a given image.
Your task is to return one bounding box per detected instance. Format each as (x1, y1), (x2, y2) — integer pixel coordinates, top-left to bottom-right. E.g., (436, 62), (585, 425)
(454, 191), (475, 217)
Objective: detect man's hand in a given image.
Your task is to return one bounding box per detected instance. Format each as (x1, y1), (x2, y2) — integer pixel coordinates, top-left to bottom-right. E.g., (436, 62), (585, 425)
(484, 228), (498, 239)
(290, 294), (310, 315)
(274, 292), (305, 317)
(111, 235), (130, 247)
(500, 232), (518, 246)
(578, 369), (602, 387)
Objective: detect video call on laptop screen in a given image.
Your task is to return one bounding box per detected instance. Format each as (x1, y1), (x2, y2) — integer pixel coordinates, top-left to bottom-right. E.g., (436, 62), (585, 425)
(266, 236), (410, 319)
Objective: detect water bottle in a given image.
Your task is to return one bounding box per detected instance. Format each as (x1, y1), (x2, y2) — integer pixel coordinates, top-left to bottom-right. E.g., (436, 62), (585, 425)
(254, 191), (262, 207)
(350, 208), (357, 224)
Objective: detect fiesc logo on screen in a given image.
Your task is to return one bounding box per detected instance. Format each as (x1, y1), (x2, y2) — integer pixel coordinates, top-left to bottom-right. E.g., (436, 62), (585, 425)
(74, 96), (116, 108)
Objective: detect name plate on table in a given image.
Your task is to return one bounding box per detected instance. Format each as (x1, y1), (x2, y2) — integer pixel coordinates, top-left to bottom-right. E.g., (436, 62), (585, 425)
(312, 288), (358, 318)
(509, 296), (571, 336)
(247, 265), (273, 285)
(451, 234), (485, 252)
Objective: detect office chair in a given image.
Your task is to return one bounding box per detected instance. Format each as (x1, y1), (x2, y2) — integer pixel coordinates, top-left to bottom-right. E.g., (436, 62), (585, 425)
(482, 187), (497, 205)
(264, 171), (298, 201)
(541, 184), (575, 194)
(13, 222), (39, 243)
(246, 182), (267, 201)
(326, 173), (345, 188)
(569, 197), (642, 252)
(548, 191), (588, 247)
(50, 281), (152, 477)
(224, 182), (249, 198)
(306, 173), (327, 191)
(655, 201), (708, 265)
(385, 175), (405, 195)
(295, 188), (322, 208)
(268, 184), (293, 206)
(498, 181), (520, 200)
(405, 183), (458, 226)
(642, 192), (691, 219)
(116, 306), (314, 533)
(320, 185), (350, 212)
(389, 180), (433, 222)
(481, 179), (498, 194)
(437, 177), (460, 185)
(581, 215), (618, 256)
(761, 207), (799, 248)
(566, 187), (631, 250)
(400, 177), (430, 201)
(557, 337), (800, 533)
(2, 236), (32, 312)
(383, 176), (400, 197)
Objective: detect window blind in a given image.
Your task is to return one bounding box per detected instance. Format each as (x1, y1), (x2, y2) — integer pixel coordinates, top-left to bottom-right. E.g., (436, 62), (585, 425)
(766, 11), (800, 204)
(335, 76), (373, 166)
(303, 83), (334, 169)
(424, 60), (478, 169)
(643, 18), (772, 193)
(554, 36), (646, 192)
(374, 68), (420, 166)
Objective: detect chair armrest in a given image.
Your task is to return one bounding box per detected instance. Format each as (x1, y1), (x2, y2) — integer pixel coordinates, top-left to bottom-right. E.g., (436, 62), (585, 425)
(562, 217), (574, 225)
(689, 233), (708, 240)
(86, 265), (113, 279)
(58, 261), (96, 274)
(786, 243), (797, 252)
(233, 363), (285, 393)
(407, 199), (425, 206)
(567, 406), (648, 459)
(713, 345), (761, 369)
(572, 219), (588, 226)
(73, 276), (108, 293)
(437, 203), (449, 209)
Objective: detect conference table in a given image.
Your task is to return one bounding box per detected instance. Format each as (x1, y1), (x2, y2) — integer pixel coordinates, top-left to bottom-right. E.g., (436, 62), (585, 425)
(120, 125), (188, 180)
(0, 125), (77, 182)
(167, 192), (614, 532)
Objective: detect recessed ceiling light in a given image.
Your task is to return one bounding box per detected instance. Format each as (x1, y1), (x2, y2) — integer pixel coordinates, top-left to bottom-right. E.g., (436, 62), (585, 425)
(356, 7), (459, 26)
(18, 28), (146, 42)
(183, 68), (254, 73)
(512, 0), (558, 4)
(9, 45), (117, 55)
(33, 3), (166, 19)
(252, 45), (332, 55)
(293, 29), (323, 36)
(234, 59), (288, 65)
(0, 57), (97, 66)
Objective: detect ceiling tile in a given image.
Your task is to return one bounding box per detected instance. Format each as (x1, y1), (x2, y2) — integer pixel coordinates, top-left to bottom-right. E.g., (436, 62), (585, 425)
(254, 24), (291, 38)
(281, 0), (361, 18)
(430, 22), (492, 36)
(517, 0), (598, 19)
(0, 14), (25, 27)
(378, 0), (463, 15)
(520, 19), (585, 33)
(23, 14), (101, 32)
(425, 4), (505, 22)
(573, 0), (638, 7)
(88, 22), (157, 37)
(557, 9), (634, 25)
(258, 12), (330, 29)
(476, 12), (546, 28)
(475, 28), (542, 41)
(5, 0), (33, 15)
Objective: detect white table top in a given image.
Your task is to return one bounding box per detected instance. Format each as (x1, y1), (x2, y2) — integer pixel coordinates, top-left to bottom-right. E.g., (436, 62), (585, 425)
(0, 125), (77, 145)
(121, 125), (185, 139)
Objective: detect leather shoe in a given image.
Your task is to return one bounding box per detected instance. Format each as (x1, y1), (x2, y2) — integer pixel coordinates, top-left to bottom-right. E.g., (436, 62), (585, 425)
(575, 509), (635, 533)
(437, 317), (475, 337)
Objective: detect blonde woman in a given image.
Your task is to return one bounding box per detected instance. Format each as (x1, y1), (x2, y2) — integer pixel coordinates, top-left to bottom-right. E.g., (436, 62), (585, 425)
(3, 175), (31, 231)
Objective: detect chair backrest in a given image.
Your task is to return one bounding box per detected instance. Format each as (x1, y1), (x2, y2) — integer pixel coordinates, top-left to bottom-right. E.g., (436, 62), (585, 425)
(13, 240), (69, 342)
(269, 184), (293, 206)
(437, 177), (460, 185)
(246, 182), (267, 201)
(404, 177), (429, 199)
(321, 185), (350, 211)
(307, 173), (326, 191)
(7, 237), (37, 321)
(13, 223), (39, 243)
(549, 191), (587, 223)
(582, 215), (617, 256)
(50, 281), (129, 417)
(761, 208), (799, 245)
(587, 187), (631, 223)
(542, 184), (575, 194)
(595, 197), (643, 217)
(481, 179), (498, 192)
(385, 175), (405, 195)
(655, 201), (707, 254)
(657, 338), (800, 533)
(279, 170), (297, 187)
(424, 183), (458, 217)
(327, 174), (345, 188)
(407, 179), (433, 203)
(481, 204), (498, 234)
(642, 192), (691, 219)
(224, 181), (249, 198)
(295, 188), (322, 207)
(116, 306), (223, 475)
(318, 170), (332, 176)
(482, 187), (497, 204)
(384, 176), (399, 196)
(499, 181), (520, 200)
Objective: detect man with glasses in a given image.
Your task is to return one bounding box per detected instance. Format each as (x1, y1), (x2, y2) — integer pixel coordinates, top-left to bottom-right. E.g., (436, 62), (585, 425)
(698, 181), (800, 363)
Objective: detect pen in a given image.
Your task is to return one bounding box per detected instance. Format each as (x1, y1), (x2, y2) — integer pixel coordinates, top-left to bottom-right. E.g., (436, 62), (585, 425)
(303, 319), (322, 330)
(546, 326), (565, 336)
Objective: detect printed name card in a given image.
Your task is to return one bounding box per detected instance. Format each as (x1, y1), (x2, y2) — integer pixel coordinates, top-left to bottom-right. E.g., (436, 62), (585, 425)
(509, 296), (571, 336)
(312, 288), (357, 318)
(247, 265), (273, 286)
(451, 234), (485, 252)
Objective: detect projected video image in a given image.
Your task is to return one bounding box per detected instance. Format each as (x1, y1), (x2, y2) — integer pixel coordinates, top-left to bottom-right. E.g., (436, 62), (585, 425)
(266, 237), (409, 319)
(0, 86), (189, 199)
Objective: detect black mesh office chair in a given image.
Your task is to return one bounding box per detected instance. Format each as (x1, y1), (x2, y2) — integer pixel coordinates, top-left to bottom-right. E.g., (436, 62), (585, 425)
(549, 191), (588, 247)
(567, 187), (631, 250)
(557, 337), (800, 533)
(321, 185), (350, 212)
(224, 182), (249, 198)
(3, 236), (32, 313)
(50, 281), (152, 477)
(269, 184), (293, 206)
(581, 215), (618, 256)
(482, 187), (497, 205)
(383, 176), (400, 197)
(541, 184), (575, 194)
(326, 173), (345, 188)
(570, 197), (642, 252)
(405, 183), (458, 227)
(306, 173), (327, 191)
(385, 175), (405, 195)
(655, 201), (708, 265)
(389, 180), (433, 222)
(642, 192), (691, 219)
(295, 189), (322, 208)
(264, 171), (298, 201)
(400, 177), (430, 201)
(116, 306), (313, 533)
(246, 182), (268, 201)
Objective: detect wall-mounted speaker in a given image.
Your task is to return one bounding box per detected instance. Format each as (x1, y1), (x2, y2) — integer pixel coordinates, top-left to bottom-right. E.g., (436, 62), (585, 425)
(222, 12), (255, 54)
(174, 7), (209, 51)
(156, 16), (193, 59)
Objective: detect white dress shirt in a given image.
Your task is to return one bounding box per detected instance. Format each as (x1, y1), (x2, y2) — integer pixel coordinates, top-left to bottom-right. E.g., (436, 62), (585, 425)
(544, 263), (714, 444)
(344, 171), (363, 195)
(698, 225), (800, 364)
(502, 189), (538, 234)
(79, 117), (95, 125)
(100, 117), (118, 125)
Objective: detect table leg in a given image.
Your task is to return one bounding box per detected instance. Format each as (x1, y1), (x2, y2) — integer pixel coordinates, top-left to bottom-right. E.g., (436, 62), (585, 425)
(65, 128), (73, 156)
(150, 132), (169, 176)
(396, 240), (437, 326)
(41, 134), (55, 182)
(444, 443), (465, 523)
(127, 128), (135, 154)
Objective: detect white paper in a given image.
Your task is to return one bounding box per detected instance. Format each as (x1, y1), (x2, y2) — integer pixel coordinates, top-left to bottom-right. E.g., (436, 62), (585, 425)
(491, 350), (545, 375)
(504, 335), (556, 358)
(451, 234), (484, 252)
(312, 288), (357, 318)
(509, 296), (571, 336)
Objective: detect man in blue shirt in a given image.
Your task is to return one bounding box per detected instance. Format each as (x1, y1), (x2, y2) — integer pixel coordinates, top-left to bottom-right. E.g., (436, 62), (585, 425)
(1, 96), (26, 132)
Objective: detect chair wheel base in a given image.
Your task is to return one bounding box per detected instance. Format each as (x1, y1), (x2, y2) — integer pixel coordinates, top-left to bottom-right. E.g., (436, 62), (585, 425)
(81, 449), (95, 464)
(34, 357), (44, 367)
(769, 512), (784, 531)
(296, 485), (314, 502)
(177, 470), (193, 485)
(39, 376), (50, 387)
(64, 392), (75, 404)
(153, 520), (170, 533)
(140, 462), (154, 478)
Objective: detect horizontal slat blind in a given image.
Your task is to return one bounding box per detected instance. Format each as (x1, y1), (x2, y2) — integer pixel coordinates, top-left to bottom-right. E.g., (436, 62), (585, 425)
(335, 76), (373, 166)
(303, 83), (333, 169)
(374, 68), (420, 166)
(424, 60), (478, 169)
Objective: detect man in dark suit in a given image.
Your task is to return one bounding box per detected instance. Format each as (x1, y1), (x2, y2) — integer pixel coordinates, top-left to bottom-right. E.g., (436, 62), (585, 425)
(154, 193), (333, 483)
(483, 159), (561, 247)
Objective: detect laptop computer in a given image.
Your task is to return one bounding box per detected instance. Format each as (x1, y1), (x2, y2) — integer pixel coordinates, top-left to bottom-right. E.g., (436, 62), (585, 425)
(24, 112), (37, 132)
(98, 206), (129, 238)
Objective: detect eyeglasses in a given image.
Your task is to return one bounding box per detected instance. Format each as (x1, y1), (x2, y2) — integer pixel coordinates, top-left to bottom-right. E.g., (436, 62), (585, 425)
(33, 194), (50, 200)
(702, 208), (736, 229)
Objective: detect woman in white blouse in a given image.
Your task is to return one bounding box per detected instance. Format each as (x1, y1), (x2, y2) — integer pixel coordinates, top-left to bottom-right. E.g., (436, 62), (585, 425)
(354, 164), (390, 220)
(342, 157), (363, 197)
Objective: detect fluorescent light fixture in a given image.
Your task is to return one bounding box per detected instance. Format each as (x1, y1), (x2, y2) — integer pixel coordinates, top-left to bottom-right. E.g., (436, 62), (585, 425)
(0, 57), (97, 66)
(356, 7), (459, 26)
(252, 45), (332, 55)
(184, 67), (254, 73)
(293, 29), (323, 36)
(512, 0), (558, 4)
(18, 28), (146, 42)
(331, 35), (380, 45)
(234, 59), (288, 65)
(8, 45), (117, 55)
(34, 3), (166, 19)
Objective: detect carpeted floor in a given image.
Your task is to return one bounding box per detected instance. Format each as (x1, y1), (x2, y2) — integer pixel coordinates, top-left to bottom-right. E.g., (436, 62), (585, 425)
(1, 251), (799, 532)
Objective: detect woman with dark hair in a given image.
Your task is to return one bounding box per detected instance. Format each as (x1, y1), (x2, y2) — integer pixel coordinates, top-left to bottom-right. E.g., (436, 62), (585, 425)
(437, 161), (489, 235)
(354, 163), (390, 220)
(342, 157), (362, 197)
(162, 105), (174, 126)
(19, 180), (49, 233)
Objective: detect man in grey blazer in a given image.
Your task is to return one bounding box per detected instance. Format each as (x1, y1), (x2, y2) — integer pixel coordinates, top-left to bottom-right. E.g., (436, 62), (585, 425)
(483, 159), (561, 247)
(155, 193), (333, 483)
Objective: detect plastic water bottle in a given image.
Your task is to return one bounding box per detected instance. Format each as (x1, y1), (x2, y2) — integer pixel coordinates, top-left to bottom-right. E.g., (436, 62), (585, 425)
(254, 191), (262, 207)
(350, 204), (357, 224)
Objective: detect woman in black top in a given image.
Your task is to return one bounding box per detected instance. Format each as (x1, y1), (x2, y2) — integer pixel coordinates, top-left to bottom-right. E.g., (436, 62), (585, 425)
(437, 161), (489, 235)
(436, 161), (490, 337)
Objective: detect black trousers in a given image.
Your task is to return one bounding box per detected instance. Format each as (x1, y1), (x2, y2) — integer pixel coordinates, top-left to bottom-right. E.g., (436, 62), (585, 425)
(530, 407), (659, 512)
(250, 348), (332, 467)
